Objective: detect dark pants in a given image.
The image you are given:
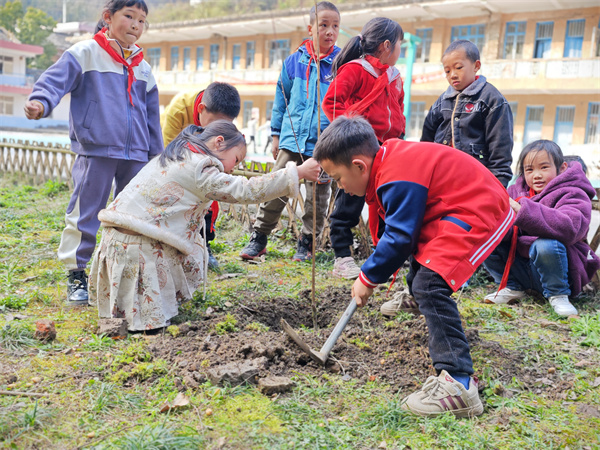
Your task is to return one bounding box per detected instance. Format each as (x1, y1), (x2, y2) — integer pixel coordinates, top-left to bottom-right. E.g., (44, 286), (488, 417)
(57, 155), (146, 270)
(205, 209), (215, 243)
(407, 257), (474, 376)
(329, 189), (365, 258)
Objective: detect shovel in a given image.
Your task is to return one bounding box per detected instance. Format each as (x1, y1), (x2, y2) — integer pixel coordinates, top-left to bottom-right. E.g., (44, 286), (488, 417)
(281, 297), (357, 365)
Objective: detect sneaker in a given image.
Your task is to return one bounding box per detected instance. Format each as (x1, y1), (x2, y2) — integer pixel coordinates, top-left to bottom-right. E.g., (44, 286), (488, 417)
(401, 370), (484, 418)
(549, 295), (578, 317)
(292, 234), (312, 262)
(239, 231), (268, 260)
(484, 287), (526, 305)
(332, 256), (361, 279)
(67, 270), (89, 306)
(380, 290), (420, 316)
(207, 245), (220, 271)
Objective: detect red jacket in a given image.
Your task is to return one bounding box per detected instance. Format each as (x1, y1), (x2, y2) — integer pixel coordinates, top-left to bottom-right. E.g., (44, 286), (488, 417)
(359, 139), (514, 291)
(322, 55), (406, 142)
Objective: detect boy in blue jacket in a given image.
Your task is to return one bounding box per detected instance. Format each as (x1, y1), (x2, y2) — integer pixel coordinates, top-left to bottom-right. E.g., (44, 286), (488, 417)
(240, 1), (340, 262)
(314, 115), (514, 418)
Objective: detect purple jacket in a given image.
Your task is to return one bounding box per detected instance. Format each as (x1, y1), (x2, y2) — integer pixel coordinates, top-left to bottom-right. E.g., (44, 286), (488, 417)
(509, 162), (600, 295)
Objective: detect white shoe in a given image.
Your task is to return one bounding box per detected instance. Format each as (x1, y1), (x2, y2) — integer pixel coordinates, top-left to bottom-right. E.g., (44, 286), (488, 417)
(332, 257), (361, 279)
(380, 290), (420, 316)
(549, 295), (578, 317)
(484, 287), (526, 305)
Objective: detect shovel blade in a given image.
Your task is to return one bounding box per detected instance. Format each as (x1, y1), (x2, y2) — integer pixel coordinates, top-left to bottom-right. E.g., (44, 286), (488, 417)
(280, 318), (328, 365)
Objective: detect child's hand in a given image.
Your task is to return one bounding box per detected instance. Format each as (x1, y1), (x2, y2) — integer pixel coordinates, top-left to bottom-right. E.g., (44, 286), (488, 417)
(297, 158), (321, 182)
(509, 198), (521, 213)
(24, 100), (43, 120)
(271, 136), (280, 160)
(352, 278), (373, 307)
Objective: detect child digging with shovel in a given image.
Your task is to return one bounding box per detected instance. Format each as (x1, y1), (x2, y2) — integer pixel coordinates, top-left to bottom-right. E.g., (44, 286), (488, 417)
(313, 115), (514, 418)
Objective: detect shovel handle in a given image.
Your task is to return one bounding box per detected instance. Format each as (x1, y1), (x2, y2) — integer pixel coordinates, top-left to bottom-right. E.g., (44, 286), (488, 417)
(319, 297), (358, 357)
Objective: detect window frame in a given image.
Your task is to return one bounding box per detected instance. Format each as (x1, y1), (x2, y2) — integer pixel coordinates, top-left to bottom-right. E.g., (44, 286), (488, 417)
(564, 19), (585, 58)
(534, 21), (554, 59)
(503, 21), (526, 60)
(523, 106), (545, 144)
(170, 46), (179, 71)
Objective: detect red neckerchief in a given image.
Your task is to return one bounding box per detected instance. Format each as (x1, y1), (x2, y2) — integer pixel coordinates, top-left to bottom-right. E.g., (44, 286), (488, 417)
(496, 187), (535, 294)
(300, 39), (335, 98)
(93, 28), (144, 107)
(193, 90), (204, 126)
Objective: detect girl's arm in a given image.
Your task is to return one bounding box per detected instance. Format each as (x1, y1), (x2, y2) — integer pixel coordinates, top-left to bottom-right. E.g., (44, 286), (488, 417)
(516, 193), (592, 245)
(322, 64), (359, 121)
(27, 51), (83, 118)
(195, 159), (320, 206)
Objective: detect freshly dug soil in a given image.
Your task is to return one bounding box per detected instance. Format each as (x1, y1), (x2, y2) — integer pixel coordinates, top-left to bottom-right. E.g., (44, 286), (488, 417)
(149, 287), (575, 396)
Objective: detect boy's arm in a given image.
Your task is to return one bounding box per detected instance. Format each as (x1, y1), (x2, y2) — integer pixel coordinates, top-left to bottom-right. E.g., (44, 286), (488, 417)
(146, 76), (164, 158)
(359, 181), (428, 288)
(270, 59), (293, 138)
(420, 99), (441, 142)
(485, 100), (514, 187)
(28, 51), (83, 118)
(322, 65), (357, 121)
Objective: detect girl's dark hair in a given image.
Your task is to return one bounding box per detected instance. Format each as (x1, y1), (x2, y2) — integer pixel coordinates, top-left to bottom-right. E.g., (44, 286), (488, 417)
(159, 120), (245, 168)
(95, 0), (149, 33)
(332, 17), (404, 74)
(517, 139), (564, 177)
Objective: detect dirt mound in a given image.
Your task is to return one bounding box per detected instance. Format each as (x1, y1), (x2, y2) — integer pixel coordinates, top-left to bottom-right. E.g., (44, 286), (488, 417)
(149, 287), (569, 395)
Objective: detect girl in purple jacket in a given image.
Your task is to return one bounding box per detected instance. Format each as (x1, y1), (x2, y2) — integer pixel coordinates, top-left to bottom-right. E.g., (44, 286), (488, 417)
(483, 140), (600, 317)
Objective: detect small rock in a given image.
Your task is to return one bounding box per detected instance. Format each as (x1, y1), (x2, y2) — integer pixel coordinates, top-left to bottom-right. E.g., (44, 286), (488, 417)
(326, 362), (341, 374)
(206, 357), (267, 386)
(593, 377), (600, 388)
(63, 348), (74, 355)
(341, 374), (352, 382)
(178, 360), (189, 368)
(547, 367), (556, 374)
(205, 408), (213, 416)
(258, 376), (295, 395)
(265, 345), (284, 359)
(192, 371), (207, 383)
(205, 307), (215, 317)
(379, 441), (387, 449)
(183, 375), (199, 389)
(173, 378), (184, 391)
(31, 376), (42, 384)
(87, 432), (96, 439)
(178, 324), (191, 335)
(34, 320), (57, 341)
(98, 318), (128, 339)
(224, 301), (233, 308)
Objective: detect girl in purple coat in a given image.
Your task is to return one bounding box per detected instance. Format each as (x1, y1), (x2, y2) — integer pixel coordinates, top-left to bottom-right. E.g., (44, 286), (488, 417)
(483, 140), (600, 317)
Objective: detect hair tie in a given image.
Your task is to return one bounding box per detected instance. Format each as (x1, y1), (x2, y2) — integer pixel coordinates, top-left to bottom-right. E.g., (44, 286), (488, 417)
(358, 34), (363, 41)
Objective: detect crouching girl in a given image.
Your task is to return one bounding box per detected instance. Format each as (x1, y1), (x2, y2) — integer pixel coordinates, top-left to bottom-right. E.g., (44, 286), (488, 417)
(89, 121), (320, 330)
(484, 139), (600, 316)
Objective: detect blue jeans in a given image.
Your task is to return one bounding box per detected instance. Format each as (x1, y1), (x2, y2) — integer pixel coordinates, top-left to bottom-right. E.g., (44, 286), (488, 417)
(407, 258), (474, 376)
(484, 238), (571, 298)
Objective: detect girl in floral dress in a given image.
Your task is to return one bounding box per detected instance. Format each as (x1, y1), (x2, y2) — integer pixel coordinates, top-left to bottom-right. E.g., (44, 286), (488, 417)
(90, 120), (320, 330)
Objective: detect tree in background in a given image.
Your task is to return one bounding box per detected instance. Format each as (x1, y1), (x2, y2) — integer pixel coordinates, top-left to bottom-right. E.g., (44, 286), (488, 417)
(0, 1), (57, 70)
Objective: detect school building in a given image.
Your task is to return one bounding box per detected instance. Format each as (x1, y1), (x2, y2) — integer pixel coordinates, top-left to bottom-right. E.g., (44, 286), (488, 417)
(139, 0), (600, 169)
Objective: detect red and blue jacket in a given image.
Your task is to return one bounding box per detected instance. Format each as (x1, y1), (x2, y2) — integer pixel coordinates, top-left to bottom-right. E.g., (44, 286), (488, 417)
(359, 139), (515, 291)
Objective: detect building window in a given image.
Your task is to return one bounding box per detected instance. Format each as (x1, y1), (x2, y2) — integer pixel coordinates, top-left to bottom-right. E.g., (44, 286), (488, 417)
(0, 95), (14, 115)
(210, 44), (219, 69)
(196, 46), (204, 70)
(269, 39), (290, 68)
(504, 21), (526, 59)
(524, 106), (544, 144)
(170, 46), (179, 71)
(415, 28), (432, 63)
(554, 106), (575, 148)
(243, 100), (253, 127)
(266, 100), (274, 121)
(246, 41), (255, 69)
(534, 22), (553, 59)
(585, 102), (600, 144)
(451, 24), (486, 50)
(147, 48), (160, 72)
(564, 19), (585, 58)
(232, 44), (241, 70)
(508, 102), (518, 124)
(183, 47), (191, 71)
(408, 102), (426, 139)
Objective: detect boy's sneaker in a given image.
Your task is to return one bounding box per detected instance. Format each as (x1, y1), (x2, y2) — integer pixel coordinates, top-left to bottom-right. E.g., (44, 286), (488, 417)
(67, 270), (89, 306)
(549, 295), (578, 316)
(380, 290), (421, 316)
(332, 256), (361, 279)
(292, 234), (312, 262)
(239, 231), (268, 260)
(484, 287), (526, 305)
(207, 246), (220, 271)
(401, 370), (484, 418)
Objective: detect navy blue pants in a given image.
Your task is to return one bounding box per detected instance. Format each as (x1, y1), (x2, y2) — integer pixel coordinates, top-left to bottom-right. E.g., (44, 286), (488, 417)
(329, 190), (365, 258)
(407, 257), (474, 376)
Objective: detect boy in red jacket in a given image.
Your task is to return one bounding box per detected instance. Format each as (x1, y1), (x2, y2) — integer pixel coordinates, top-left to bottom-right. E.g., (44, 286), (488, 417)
(313, 115), (514, 418)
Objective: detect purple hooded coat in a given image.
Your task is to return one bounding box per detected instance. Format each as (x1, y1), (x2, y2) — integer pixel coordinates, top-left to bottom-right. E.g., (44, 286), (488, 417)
(509, 161), (600, 295)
